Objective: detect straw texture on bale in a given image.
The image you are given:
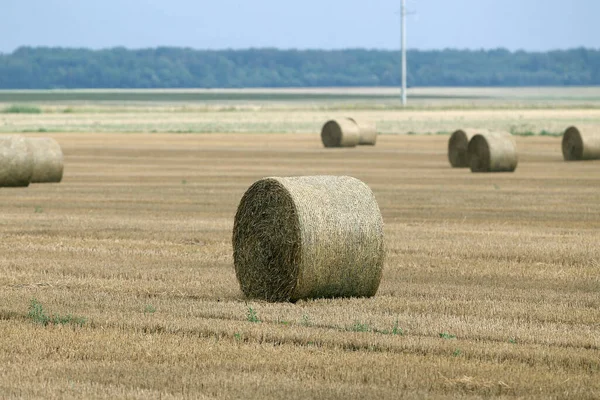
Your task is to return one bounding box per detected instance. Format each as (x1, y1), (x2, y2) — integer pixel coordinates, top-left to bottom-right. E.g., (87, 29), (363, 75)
(321, 119), (360, 148)
(233, 175), (385, 302)
(347, 118), (377, 145)
(0, 135), (33, 187)
(562, 126), (600, 161)
(448, 128), (487, 168)
(468, 131), (518, 172)
(26, 137), (64, 183)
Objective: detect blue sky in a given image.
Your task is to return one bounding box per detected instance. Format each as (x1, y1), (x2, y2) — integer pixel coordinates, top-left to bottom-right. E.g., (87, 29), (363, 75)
(1, 0), (598, 52)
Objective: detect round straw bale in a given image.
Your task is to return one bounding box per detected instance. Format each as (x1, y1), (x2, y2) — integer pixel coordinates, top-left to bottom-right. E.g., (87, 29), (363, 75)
(26, 137), (64, 183)
(448, 128), (487, 168)
(468, 131), (518, 173)
(321, 119), (360, 148)
(233, 175), (385, 302)
(347, 118), (377, 145)
(562, 126), (600, 161)
(0, 135), (33, 187)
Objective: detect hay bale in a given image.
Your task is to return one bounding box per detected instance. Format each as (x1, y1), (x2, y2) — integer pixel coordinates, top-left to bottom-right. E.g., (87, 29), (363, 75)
(0, 135), (33, 187)
(347, 118), (377, 145)
(321, 119), (360, 148)
(448, 128), (487, 168)
(468, 131), (518, 172)
(232, 175), (385, 302)
(562, 126), (600, 161)
(26, 137), (64, 183)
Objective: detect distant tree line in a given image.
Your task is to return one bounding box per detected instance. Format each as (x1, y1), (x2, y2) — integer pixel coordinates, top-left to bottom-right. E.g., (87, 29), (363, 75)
(0, 46), (598, 89)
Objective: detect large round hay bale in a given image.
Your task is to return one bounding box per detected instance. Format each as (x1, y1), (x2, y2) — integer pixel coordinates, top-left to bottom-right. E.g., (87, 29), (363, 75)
(347, 118), (377, 145)
(562, 126), (600, 161)
(26, 137), (64, 183)
(468, 131), (518, 172)
(232, 175), (385, 302)
(0, 135), (33, 187)
(448, 128), (487, 168)
(321, 119), (360, 148)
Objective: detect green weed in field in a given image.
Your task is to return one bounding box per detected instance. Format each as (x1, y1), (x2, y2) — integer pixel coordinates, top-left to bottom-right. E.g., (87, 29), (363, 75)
(21, 128), (49, 133)
(144, 304), (156, 314)
(439, 332), (457, 340)
(28, 299), (86, 327)
(349, 321), (371, 332)
(391, 319), (403, 336)
(2, 104), (42, 114)
(510, 123), (561, 137)
(375, 319), (404, 336)
(246, 307), (260, 323)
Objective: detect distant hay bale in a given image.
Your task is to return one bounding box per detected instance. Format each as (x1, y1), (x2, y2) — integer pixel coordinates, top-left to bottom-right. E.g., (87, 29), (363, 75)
(321, 119), (360, 148)
(562, 126), (600, 161)
(347, 118), (377, 145)
(468, 131), (518, 172)
(232, 175), (385, 302)
(26, 137), (64, 183)
(0, 135), (33, 187)
(448, 128), (487, 168)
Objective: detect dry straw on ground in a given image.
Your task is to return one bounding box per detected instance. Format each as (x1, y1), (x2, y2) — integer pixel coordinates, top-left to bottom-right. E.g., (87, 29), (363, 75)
(321, 119), (360, 148)
(468, 131), (518, 172)
(448, 128), (487, 168)
(562, 126), (600, 161)
(2, 133), (600, 398)
(0, 135), (33, 187)
(26, 137), (64, 183)
(232, 175), (385, 302)
(347, 118), (377, 145)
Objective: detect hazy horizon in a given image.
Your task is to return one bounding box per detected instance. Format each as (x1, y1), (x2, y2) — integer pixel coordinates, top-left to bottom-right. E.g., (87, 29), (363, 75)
(2, 0), (598, 53)
(3, 45), (599, 54)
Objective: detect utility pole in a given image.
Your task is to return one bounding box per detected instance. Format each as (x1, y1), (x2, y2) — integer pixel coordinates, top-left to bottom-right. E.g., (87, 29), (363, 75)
(401, 0), (407, 106)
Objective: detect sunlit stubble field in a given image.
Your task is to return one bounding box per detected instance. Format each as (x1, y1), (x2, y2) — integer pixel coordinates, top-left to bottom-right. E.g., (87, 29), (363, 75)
(0, 131), (599, 398)
(2, 105), (600, 136)
(2, 86), (600, 135)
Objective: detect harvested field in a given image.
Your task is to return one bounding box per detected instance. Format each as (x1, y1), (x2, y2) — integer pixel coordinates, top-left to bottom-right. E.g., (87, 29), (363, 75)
(0, 131), (598, 399)
(2, 88), (600, 135)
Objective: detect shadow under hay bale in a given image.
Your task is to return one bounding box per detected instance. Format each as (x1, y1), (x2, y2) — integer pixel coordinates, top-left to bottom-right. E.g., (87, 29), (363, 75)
(26, 137), (64, 183)
(448, 128), (487, 168)
(468, 131), (518, 173)
(321, 119), (360, 148)
(0, 135), (33, 187)
(347, 118), (377, 145)
(233, 176), (385, 302)
(562, 126), (600, 161)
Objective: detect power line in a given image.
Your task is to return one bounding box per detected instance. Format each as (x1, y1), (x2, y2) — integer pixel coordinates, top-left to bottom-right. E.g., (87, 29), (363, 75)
(401, 0), (407, 106)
